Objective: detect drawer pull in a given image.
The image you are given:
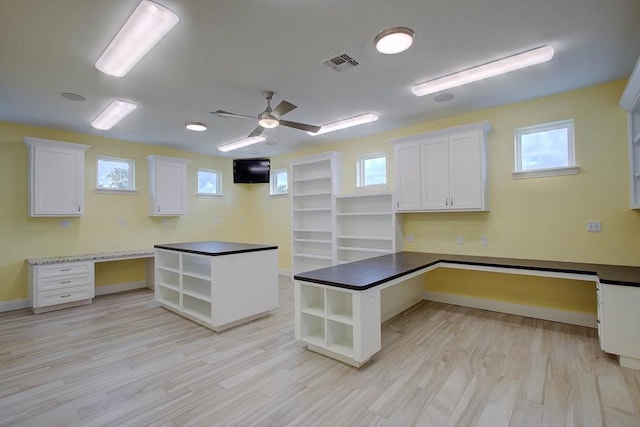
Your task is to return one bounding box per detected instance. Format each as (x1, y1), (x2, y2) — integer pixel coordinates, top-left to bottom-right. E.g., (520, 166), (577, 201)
(60, 268), (72, 271)
(60, 280), (72, 284)
(60, 294), (72, 298)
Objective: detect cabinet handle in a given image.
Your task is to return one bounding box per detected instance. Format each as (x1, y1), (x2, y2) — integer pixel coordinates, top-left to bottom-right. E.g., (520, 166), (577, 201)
(445, 198), (448, 206)
(396, 201), (399, 208)
(451, 197), (454, 206)
(60, 294), (72, 298)
(158, 205), (160, 212)
(60, 268), (71, 271)
(78, 205), (81, 212)
(60, 280), (72, 284)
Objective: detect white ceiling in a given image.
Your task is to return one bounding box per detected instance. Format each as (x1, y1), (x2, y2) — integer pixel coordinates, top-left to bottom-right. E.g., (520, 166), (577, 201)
(1, 0), (639, 158)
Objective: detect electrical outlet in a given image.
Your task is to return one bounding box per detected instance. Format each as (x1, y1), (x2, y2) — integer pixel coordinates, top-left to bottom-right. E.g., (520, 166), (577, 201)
(118, 218), (127, 227)
(162, 218), (169, 225)
(59, 220), (70, 229)
(587, 221), (602, 232)
(213, 218), (221, 224)
(481, 236), (489, 246)
(407, 235), (414, 243)
(457, 235), (464, 245)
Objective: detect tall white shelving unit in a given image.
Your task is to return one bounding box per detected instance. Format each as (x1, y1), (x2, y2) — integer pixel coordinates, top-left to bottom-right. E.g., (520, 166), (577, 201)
(290, 152), (342, 275)
(335, 192), (401, 264)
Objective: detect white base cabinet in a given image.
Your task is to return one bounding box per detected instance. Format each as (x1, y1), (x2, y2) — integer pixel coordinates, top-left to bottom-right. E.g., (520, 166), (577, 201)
(294, 280), (381, 367)
(155, 248), (278, 331)
(597, 282), (640, 370)
(28, 261), (95, 313)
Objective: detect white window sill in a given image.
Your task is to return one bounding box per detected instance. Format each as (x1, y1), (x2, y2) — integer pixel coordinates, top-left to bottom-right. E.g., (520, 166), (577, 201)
(356, 184), (388, 190)
(197, 193), (224, 198)
(95, 188), (138, 194)
(269, 193), (289, 198)
(512, 166), (580, 180)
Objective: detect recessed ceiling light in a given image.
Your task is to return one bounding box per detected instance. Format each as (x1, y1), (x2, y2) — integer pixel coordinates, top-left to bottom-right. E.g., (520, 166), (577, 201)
(374, 27), (415, 54)
(308, 113), (379, 135)
(95, 0), (179, 77)
(434, 93), (454, 102)
(412, 45), (555, 96)
(185, 122), (207, 131)
(91, 99), (137, 130)
(61, 92), (86, 102)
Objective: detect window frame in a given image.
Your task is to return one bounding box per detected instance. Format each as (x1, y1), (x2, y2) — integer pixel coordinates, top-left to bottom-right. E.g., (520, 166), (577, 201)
(95, 155), (136, 193)
(269, 168), (288, 196)
(197, 168), (223, 197)
(513, 119), (579, 179)
(356, 152), (387, 188)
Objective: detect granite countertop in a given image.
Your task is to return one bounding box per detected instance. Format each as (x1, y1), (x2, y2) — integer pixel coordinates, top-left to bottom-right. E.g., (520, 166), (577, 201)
(154, 241), (278, 256)
(293, 251), (640, 290)
(26, 249), (155, 265)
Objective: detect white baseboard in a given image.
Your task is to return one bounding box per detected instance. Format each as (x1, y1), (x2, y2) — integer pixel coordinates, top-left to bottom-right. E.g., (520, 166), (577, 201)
(0, 298), (30, 313)
(278, 268), (292, 277)
(423, 290), (597, 328)
(95, 281), (149, 296)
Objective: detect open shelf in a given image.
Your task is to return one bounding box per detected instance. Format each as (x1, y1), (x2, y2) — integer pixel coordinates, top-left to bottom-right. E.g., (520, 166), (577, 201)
(156, 268), (180, 289)
(156, 284), (180, 309)
(182, 255), (211, 279)
(182, 293), (211, 321)
(336, 212), (393, 216)
(326, 289), (353, 324)
(292, 175), (331, 182)
(182, 274), (211, 300)
(326, 320), (354, 357)
(293, 253), (332, 260)
(156, 250), (179, 270)
(337, 246), (391, 253)
(300, 284), (324, 312)
(293, 238), (332, 244)
(301, 312), (325, 347)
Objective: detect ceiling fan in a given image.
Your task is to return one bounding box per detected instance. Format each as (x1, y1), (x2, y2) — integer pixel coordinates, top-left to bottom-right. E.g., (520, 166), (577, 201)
(210, 91), (320, 137)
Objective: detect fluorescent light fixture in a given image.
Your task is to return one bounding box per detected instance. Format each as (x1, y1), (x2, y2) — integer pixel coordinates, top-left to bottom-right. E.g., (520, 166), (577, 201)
(91, 99), (138, 130)
(374, 27), (415, 54)
(411, 45), (555, 97)
(185, 122), (207, 131)
(308, 113), (379, 135)
(95, 0), (179, 77)
(217, 136), (266, 152)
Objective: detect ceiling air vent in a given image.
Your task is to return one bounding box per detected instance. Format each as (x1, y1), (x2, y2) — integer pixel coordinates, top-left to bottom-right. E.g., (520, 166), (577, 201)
(324, 52), (359, 72)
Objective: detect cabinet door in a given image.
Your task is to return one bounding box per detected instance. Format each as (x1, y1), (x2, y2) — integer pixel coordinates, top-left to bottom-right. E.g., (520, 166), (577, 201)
(601, 283), (640, 361)
(421, 137), (450, 210)
(394, 143), (421, 211)
(32, 146), (84, 216)
(449, 131), (483, 210)
(155, 160), (187, 215)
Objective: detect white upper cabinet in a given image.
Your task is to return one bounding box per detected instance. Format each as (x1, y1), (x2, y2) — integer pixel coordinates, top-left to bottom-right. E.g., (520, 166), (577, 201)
(147, 155), (190, 216)
(619, 56), (640, 209)
(24, 137), (89, 217)
(391, 121), (491, 212)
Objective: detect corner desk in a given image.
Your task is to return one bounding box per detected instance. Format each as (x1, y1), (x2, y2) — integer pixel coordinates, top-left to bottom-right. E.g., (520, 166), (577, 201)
(293, 252), (640, 369)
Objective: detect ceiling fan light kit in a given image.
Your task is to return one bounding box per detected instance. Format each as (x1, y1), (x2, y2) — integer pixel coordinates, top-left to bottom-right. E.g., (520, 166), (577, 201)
(91, 99), (138, 130)
(374, 26), (415, 54)
(308, 113), (379, 135)
(217, 136), (266, 152)
(95, 0), (179, 77)
(412, 45), (555, 96)
(185, 122), (207, 131)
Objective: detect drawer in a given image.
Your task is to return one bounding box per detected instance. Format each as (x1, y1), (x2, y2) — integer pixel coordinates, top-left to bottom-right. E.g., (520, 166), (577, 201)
(36, 273), (93, 291)
(36, 285), (94, 308)
(35, 262), (93, 278)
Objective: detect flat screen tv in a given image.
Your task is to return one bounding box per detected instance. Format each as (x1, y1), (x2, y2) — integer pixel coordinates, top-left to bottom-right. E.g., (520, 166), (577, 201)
(233, 158), (270, 184)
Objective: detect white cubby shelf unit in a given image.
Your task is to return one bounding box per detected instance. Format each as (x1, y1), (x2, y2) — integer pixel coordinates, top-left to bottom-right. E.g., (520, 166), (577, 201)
(290, 152), (342, 275)
(295, 281), (381, 367)
(336, 192), (401, 265)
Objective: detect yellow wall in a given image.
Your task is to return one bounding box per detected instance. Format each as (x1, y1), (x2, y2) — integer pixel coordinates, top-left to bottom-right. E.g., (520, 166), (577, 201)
(3, 79), (639, 315)
(252, 79), (639, 314)
(0, 122), (257, 301)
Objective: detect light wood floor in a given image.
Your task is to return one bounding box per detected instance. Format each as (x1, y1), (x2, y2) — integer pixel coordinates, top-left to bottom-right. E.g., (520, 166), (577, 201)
(1, 277), (639, 427)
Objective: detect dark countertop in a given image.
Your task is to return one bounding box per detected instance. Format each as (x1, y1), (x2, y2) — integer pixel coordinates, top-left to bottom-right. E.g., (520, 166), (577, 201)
(293, 251), (640, 290)
(154, 241), (277, 257)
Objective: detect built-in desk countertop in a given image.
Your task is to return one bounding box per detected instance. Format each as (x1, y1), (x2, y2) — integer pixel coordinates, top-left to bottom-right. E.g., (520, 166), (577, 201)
(293, 251), (640, 368)
(294, 251), (640, 290)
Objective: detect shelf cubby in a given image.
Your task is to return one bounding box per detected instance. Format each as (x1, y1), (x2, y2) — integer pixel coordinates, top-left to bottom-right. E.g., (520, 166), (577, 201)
(182, 293), (212, 321)
(326, 320), (354, 357)
(156, 250), (180, 271)
(182, 255), (211, 279)
(182, 274), (211, 300)
(156, 284), (180, 308)
(301, 312), (326, 347)
(156, 268), (180, 289)
(326, 289), (353, 324)
(300, 284), (324, 314)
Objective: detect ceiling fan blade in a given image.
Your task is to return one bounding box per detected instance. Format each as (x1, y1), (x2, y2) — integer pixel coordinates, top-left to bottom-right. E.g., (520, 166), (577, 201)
(210, 109), (255, 119)
(271, 101), (297, 118)
(248, 126), (265, 138)
(279, 120), (321, 134)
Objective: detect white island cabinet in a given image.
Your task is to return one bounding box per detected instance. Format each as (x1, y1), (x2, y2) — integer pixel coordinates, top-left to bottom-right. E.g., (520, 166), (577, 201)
(154, 241), (278, 331)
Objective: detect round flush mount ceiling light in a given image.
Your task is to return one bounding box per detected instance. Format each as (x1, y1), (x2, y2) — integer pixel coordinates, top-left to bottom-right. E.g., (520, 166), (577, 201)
(374, 26), (415, 54)
(185, 122), (207, 131)
(61, 92), (86, 102)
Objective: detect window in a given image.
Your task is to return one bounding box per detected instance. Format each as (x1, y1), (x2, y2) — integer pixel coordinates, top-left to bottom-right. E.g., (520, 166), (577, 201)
(197, 168), (222, 196)
(513, 119), (578, 179)
(357, 153), (387, 187)
(270, 168), (288, 195)
(96, 156), (135, 191)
